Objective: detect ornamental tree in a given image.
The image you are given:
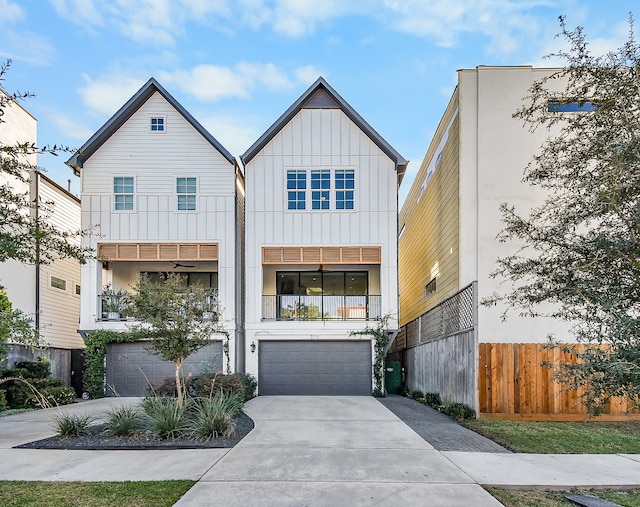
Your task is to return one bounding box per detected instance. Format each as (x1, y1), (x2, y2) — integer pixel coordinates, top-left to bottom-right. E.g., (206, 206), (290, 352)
(126, 273), (227, 406)
(0, 59), (92, 265)
(486, 16), (640, 414)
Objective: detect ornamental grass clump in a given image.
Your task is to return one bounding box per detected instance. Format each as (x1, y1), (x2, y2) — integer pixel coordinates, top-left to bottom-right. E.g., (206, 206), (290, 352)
(188, 391), (244, 440)
(53, 413), (94, 437)
(141, 396), (188, 439)
(106, 405), (145, 437)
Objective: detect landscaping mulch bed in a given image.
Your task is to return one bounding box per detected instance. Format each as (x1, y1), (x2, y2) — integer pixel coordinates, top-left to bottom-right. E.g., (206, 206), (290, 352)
(15, 411), (254, 450)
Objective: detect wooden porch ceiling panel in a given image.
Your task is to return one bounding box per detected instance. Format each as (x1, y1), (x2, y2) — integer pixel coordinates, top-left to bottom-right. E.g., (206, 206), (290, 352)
(98, 243), (219, 261)
(262, 246), (381, 264)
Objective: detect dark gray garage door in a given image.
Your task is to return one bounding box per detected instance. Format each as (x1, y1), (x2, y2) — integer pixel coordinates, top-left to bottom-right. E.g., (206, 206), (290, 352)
(258, 340), (372, 395)
(106, 341), (223, 396)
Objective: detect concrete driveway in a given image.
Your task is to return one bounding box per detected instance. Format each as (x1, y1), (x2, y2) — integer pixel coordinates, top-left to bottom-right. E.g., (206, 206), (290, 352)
(175, 396), (501, 506)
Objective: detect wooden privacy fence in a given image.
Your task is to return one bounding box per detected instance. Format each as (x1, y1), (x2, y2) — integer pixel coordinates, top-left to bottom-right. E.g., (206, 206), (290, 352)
(479, 343), (639, 420)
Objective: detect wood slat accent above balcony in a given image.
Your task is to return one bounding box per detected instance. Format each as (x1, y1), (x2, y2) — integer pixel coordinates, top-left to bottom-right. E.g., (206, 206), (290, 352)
(262, 246), (381, 265)
(98, 243), (219, 262)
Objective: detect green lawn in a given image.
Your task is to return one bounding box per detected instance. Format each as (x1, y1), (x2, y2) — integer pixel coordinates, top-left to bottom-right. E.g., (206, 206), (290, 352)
(0, 480), (195, 507)
(462, 419), (640, 453)
(488, 488), (640, 507)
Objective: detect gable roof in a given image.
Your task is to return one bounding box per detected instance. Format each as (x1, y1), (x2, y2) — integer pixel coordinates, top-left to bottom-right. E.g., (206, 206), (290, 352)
(240, 77), (408, 184)
(66, 78), (234, 174)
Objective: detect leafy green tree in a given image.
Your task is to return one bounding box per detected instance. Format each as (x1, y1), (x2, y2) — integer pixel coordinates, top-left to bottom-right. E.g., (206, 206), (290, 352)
(486, 16), (640, 414)
(126, 273), (227, 406)
(0, 59), (91, 265)
(0, 287), (39, 363)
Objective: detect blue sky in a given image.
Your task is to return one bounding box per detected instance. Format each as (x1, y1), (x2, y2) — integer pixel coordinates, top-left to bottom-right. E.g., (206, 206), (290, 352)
(1, 0), (637, 203)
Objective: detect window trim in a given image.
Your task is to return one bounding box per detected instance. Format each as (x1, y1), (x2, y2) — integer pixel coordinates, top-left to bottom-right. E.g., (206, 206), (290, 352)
(176, 176), (198, 212)
(286, 170), (307, 210)
(113, 176), (135, 212)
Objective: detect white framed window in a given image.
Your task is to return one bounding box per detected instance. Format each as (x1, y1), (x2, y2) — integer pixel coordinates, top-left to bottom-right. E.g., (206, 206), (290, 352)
(74, 284), (81, 296)
(50, 276), (67, 291)
(287, 170), (307, 210)
(335, 169), (355, 210)
(150, 116), (166, 132)
(177, 177), (197, 211)
(311, 170), (330, 210)
(114, 176), (134, 211)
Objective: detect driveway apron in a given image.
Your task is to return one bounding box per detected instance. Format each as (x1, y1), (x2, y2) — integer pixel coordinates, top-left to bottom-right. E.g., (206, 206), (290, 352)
(175, 396), (501, 507)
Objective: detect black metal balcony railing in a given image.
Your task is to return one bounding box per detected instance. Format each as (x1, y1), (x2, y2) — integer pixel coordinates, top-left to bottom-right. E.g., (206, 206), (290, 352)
(262, 295), (382, 321)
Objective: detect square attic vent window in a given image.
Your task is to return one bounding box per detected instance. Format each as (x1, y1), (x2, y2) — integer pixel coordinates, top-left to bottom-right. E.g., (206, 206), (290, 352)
(150, 117), (165, 132)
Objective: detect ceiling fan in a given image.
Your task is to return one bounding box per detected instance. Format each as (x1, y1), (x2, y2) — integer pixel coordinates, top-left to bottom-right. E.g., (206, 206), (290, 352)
(316, 264), (334, 273)
(172, 262), (195, 268)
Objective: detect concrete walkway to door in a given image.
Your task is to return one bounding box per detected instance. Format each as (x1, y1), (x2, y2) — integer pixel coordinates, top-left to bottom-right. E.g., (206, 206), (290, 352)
(175, 396), (501, 506)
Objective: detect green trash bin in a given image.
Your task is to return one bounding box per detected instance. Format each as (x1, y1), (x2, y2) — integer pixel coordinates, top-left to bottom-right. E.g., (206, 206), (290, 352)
(384, 361), (402, 394)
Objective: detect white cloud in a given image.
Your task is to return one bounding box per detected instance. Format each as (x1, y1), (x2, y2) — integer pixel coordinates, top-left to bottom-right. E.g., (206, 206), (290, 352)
(199, 112), (263, 156)
(0, 31), (55, 66)
(159, 62), (313, 102)
(382, 0), (560, 56)
(45, 108), (95, 141)
(0, 0), (24, 25)
(78, 74), (147, 116)
(49, 0), (104, 27)
(49, 0), (232, 46)
(294, 65), (324, 85)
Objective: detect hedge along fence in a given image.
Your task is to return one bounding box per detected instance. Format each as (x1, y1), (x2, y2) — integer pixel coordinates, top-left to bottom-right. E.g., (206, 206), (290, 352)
(478, 343), (640, 421)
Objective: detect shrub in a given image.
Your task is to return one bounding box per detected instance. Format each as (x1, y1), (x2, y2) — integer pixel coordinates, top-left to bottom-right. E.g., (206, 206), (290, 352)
(192, 373), (256, 401)
(39, 386), (76, 407)
(188, 391), (243, 440)
(440, 402), (476, 420)
(409, 390), (424, 400)
(106, 405), (145, 437)
(424, 392), (442, 409)
(0, 389), (6, 411)
(53, 413), (94, 437)
(14, 357), (51, 379)
(141, 396), (189, 439)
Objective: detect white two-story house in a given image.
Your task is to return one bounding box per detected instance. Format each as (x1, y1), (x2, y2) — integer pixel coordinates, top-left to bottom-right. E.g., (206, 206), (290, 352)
(1, 90), (83, 389)
(241, 77), (407, 395)
(67, 78), (243, 396)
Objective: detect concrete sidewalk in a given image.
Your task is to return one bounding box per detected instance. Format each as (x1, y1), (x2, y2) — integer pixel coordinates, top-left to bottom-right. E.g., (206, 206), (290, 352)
(0, 396), (639, 506)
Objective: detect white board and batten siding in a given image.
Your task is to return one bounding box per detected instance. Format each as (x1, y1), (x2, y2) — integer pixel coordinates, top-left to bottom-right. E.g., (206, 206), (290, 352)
(79, 91), (237, 328)
(245, 107), (400, 331)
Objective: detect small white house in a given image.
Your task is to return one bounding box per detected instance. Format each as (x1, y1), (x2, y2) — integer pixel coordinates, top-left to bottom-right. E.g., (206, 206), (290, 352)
(67, 78), (243, 395)
(241, 77), (407, 395)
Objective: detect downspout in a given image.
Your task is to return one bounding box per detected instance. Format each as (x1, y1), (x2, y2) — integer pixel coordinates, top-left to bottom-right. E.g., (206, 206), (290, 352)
(34, 171), (40, 333)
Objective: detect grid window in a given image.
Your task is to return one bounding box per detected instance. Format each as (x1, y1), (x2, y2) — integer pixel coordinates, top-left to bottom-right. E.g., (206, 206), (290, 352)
(177, 177), (197, 211)
(311, 170), (330, 209)
(150, 117), (165, 131)
(335, 170), (355, 210)
(287, 170), (306, 210)
(114, 177), (134, 211)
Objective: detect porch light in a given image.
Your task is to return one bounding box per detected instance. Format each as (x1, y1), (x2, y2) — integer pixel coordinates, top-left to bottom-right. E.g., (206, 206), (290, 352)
(250, 341), (256, 353)
(223, 341), (229, 354)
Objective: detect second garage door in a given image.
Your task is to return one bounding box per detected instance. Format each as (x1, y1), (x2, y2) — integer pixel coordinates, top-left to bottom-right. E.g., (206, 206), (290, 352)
(258, 340), (372, 395)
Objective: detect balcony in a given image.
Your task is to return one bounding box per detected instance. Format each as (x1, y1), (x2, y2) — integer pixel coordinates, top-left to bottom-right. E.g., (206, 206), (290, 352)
(262, 295), (381, 321)
(99, 290), (219, 322)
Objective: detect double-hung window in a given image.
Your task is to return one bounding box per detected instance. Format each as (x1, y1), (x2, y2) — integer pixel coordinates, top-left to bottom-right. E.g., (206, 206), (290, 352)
(177, 177), (197, 211)
(114, 177), (134, 211)
(335, 170), (355, 209)
(311, 170), (330, 209)
(287, 170), (306, 210)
